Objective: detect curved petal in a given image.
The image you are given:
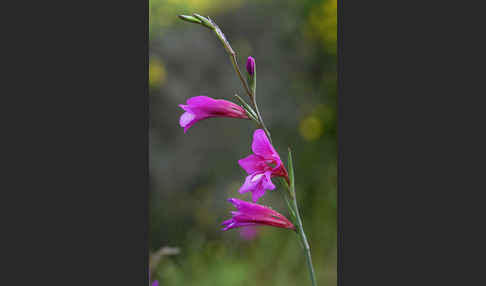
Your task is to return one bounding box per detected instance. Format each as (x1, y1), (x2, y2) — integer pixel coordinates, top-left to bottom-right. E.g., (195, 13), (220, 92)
(251, 129), (279, 159)
(262, 171), (276, 191)
(223, 198), (295, 231)
(179, 111), (203, 133)
(238, 172), (275, 202)
(250, 186), (267, 202)
(179, 111), (195, 127)
(251, 171), (275, 202)
(178, 104), (191, 113)
(238, 175), (256, 195)
(228, 198), (269, 216)
(238, 154), (267, 174)
(186, 95), (218, 107)
(221, 218), (255, 231)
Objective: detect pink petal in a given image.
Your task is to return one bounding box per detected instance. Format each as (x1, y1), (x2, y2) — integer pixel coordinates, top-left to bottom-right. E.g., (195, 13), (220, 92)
(251, 171), (275, 202)
(238, 175), (256, 195)
(238, 154), (267, 174)
(262, 171), (276, 190)
(228, 198), (269, 216)
(251, 129), (279, 159)
(223, 198), (295, 231)
(179, 111), (195, 128)
(178, 104), (191, 112)
(186, 95), (217, 107)
(238, 172), (275, 202)
(250, 186), (267, 202)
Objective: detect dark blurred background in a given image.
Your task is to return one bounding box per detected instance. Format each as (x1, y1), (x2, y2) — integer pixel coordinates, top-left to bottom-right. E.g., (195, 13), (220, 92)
(149, 0), (336, 285)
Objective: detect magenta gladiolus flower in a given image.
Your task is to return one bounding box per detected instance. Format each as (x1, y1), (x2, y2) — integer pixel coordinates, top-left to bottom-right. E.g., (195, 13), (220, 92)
(238, 129), (289, 202)
(222, 198), (294, 231)
(178, 96), (248, 133)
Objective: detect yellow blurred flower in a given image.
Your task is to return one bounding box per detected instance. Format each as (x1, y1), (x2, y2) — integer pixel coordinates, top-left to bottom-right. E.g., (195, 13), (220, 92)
(299, 116), (323, 141)
(149, 58), (166, 88)
(306, 0), (337, 54)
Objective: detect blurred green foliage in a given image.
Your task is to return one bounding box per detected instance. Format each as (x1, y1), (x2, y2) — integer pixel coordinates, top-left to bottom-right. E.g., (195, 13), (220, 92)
(149, 0), (336, 285)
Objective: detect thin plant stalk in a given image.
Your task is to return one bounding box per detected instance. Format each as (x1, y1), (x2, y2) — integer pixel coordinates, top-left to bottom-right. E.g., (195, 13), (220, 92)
(248, 69), (273, 144)
(287, 149), (317, 286)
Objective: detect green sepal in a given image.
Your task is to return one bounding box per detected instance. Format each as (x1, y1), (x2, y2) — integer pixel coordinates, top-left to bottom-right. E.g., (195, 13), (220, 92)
(233, 94), (258, 121)
(248, 60), (256, 96)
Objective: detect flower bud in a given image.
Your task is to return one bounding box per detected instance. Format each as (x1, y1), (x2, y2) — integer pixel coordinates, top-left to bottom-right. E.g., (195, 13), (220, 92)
(191, 13), (214, 29)
(246, 56), (255, 76)
(178, 15), (203, 25)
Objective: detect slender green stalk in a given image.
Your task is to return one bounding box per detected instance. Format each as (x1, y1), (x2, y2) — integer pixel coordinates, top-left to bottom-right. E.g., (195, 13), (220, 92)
(249, 85), (272, 143)
(287, 150), (317, 286)
(292, 195), (318, 286)
(229, 55), (253, 99)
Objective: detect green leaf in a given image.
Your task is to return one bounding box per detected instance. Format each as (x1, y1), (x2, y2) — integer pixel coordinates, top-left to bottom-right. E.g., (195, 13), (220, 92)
(279, 178), (297, 220)
(287, 147), (296, 198)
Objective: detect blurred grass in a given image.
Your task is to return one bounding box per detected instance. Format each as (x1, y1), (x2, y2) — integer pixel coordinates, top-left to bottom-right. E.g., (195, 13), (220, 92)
(149, 0), (336, 285)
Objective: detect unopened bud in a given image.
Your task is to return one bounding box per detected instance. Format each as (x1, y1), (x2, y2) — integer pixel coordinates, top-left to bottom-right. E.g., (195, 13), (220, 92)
(246, 56), (255, 76)
(178, 15), (202, 25)
(192, 13), (214, 29)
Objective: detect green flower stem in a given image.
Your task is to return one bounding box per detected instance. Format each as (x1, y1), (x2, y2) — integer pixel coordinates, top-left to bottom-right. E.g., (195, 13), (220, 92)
(250, 91), (272, 144)
(229, 54), (253, 100)
(246, 65), (273, 144)
(292, 195), (318, 286)
(286, 149), (317, 286)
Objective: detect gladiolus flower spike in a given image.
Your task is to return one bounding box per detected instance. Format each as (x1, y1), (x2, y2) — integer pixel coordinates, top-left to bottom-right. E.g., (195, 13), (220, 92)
(177, 17), (318, 286)
(179, 96), (248, 133)
(238, 129), (289, 202)
(222, 198), (295, 231)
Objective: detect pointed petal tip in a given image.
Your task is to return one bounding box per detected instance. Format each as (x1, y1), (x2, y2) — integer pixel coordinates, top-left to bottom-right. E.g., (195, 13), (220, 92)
(251, 190), (263, 202)
(228, 197), (243, 204)
(227, 198), (242, 208)
(221, 218), (232, 226)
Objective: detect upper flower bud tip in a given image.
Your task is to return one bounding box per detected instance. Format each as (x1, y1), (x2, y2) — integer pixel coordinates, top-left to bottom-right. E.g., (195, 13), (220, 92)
(246, 56), (255, 76)
(178, 15), (202, 25)
(191, 13), (214, 29)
